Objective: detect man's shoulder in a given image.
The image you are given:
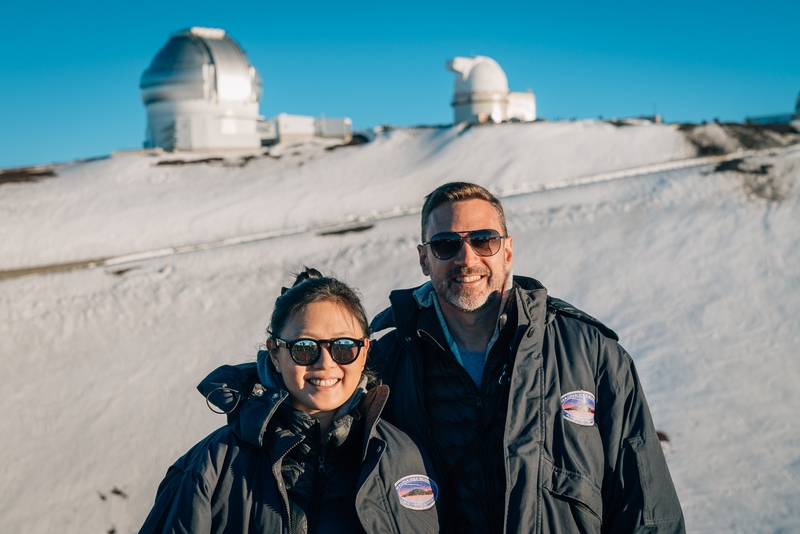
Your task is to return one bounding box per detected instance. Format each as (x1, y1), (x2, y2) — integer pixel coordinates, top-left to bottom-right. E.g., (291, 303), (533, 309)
(370, 285), (423, 334)
(544, 296), (619, 342)
(512, 275), (619, 341)
(370, 305), (396, 334)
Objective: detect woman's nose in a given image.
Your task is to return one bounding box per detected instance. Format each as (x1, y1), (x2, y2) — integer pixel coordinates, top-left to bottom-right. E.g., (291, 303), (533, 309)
(312, 343), (337, 368)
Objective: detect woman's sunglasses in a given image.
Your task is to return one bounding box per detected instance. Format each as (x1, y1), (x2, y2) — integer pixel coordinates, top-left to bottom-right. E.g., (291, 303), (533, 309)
(274, 337), (365, 366)
(422, 229), (508, 260)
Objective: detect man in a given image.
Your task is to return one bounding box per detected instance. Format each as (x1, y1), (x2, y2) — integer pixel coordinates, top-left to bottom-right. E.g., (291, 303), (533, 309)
(371, 182), (685, 533)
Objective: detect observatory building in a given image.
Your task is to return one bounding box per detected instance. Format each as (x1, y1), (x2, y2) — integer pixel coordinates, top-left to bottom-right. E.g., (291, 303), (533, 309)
(746, 90), (800, 125)
(141, 27), (351, 152)
(446, 56), (536, 124)
(141, 27), (263, 151)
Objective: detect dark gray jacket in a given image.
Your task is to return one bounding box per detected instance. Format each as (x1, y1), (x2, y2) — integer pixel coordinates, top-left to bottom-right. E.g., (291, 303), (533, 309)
(139, 362), (445, 533)
(370, 276), (685, 534)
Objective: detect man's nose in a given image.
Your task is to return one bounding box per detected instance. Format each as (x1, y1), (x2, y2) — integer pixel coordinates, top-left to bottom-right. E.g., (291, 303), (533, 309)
(453, 239), (480, 264)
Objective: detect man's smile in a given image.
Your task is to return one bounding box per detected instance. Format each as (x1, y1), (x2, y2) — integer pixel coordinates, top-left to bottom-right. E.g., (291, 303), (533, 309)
(453, 274), (484, 284)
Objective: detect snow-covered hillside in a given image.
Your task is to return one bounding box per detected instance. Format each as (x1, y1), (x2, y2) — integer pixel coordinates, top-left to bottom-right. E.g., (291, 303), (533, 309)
(1, 121), (799, 533)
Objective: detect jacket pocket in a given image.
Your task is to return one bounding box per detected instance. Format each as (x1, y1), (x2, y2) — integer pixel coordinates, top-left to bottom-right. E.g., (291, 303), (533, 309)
(628, 435), (683, 526)
(541, 463), (603, 533)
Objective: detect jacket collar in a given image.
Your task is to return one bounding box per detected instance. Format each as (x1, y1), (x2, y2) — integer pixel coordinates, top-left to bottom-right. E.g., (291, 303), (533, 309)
(359, 385), (390, 460)
(511, 275), (549, 328)
(198, 361), (383, 453)
(377, 275), (550, 338)
(411, 280), (513, 364)
(197, 362), (288, 448)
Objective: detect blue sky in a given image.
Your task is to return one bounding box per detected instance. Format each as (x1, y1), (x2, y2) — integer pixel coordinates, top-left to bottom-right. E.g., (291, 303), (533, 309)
(1, 1), (798, 169)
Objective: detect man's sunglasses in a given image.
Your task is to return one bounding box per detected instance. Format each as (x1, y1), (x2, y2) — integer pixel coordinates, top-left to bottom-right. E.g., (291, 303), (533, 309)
(273, 337), (365, 366)
(422, 229), (508, 260)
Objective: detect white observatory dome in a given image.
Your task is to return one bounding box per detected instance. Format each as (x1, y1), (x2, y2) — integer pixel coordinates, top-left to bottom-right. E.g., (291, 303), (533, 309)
(447, 56), (510, 124)
(449, 56), (509, 96)
(140, 27), (263, 151)
(446, 55), (535, 124)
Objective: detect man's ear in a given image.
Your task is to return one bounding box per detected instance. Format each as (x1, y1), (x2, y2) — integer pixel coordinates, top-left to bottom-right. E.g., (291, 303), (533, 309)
(504, 235), (513, 267)
(418, 244), (431, 276)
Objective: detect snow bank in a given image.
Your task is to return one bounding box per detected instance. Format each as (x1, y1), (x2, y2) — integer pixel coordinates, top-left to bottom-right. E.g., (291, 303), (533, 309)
(0, 121), (694, 271)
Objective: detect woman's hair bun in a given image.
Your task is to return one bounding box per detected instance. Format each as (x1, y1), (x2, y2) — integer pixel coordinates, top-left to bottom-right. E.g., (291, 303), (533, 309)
(292, 267), (323, 287)
(269, 267), (371, 339)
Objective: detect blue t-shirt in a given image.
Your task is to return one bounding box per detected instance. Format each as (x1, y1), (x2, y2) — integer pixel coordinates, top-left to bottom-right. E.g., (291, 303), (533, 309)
(459, 348), (487, 388)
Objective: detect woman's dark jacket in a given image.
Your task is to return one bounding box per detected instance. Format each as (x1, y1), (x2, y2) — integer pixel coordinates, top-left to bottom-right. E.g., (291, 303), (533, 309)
(370, 276), (685, 534)
(139, 362), (444, 533)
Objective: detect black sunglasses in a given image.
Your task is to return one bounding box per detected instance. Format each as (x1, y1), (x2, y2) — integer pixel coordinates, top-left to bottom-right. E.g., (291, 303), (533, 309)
(274, 337), (365, 366)
(422, 229), (508, 260)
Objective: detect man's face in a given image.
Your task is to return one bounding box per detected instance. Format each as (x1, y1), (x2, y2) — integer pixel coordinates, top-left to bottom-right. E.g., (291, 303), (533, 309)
(418, 199), (513, 313)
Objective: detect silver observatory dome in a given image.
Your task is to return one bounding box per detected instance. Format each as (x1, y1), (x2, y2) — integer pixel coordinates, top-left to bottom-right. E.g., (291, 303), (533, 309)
(141, 27), (262, 105)
(140, 27), (263, 151)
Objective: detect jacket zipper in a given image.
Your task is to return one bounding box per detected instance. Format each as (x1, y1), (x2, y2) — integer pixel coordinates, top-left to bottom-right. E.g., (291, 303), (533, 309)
(273, 441), (302, 534)
(403, 332), (448, 477)
(420, 326), (520, 530)
(308, 445), (326, 533)
(417, 329), (483, 403)
(417, 328), (494, 526)
(573, 500), (602, 522)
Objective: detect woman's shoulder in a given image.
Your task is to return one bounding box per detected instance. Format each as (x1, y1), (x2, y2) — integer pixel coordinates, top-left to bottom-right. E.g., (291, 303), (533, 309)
(358, 387), (428, 459)
(359, 385), (420, 445)
(358, 408), (445, 533)
(372, 417), (428, 456)
(172, 426), (257, 478)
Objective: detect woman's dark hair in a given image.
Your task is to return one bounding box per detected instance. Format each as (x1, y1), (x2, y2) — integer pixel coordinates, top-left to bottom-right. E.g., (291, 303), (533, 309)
(268, 267), (371, 340)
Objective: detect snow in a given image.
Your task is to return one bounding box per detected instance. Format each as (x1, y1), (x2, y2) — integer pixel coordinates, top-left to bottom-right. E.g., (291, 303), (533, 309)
(1, 120), (798, 533)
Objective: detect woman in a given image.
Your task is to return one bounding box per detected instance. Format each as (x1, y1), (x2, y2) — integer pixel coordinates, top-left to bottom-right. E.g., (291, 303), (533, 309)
(139, 269), (443, 533)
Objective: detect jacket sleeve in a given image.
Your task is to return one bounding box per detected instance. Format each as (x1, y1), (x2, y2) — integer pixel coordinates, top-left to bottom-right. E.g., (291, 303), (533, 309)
(138, 465), (213, 534)
(596, 341), (685, 533)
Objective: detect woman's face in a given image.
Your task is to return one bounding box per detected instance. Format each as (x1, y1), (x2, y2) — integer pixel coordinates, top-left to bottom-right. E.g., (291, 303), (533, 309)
(268, 300), (368, 417)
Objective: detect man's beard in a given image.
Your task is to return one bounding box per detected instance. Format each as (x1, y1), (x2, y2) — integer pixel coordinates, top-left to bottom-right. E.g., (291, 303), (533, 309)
(433, 267), (506, 313)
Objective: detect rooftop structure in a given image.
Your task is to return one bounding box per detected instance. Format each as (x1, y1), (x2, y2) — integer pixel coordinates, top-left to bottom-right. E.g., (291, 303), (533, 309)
(258, 114), (352, 145)
(745, 91), (800, 125)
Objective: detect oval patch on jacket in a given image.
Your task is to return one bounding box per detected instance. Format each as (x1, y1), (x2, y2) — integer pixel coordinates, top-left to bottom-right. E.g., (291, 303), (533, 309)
(394, 475), (438, 510)
(561, 390), (596, 426)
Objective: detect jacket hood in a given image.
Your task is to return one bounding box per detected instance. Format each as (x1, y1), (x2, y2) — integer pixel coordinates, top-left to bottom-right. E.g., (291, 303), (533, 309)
(197, 362), (286, 448)
(197, 358), (376, 449)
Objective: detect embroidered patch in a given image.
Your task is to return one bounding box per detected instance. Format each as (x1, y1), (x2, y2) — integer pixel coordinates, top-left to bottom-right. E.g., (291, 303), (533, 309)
(394, 475), (438, 510)
(561, 390), (596, 426)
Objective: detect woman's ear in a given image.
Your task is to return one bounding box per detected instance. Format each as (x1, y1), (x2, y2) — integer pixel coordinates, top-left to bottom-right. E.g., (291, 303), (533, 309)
(361, 339), (371, 369)
(266, 338), (281, 373)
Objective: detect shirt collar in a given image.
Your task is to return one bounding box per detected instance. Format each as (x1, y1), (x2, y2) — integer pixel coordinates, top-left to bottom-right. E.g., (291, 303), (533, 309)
(412, 272), (514, 365)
